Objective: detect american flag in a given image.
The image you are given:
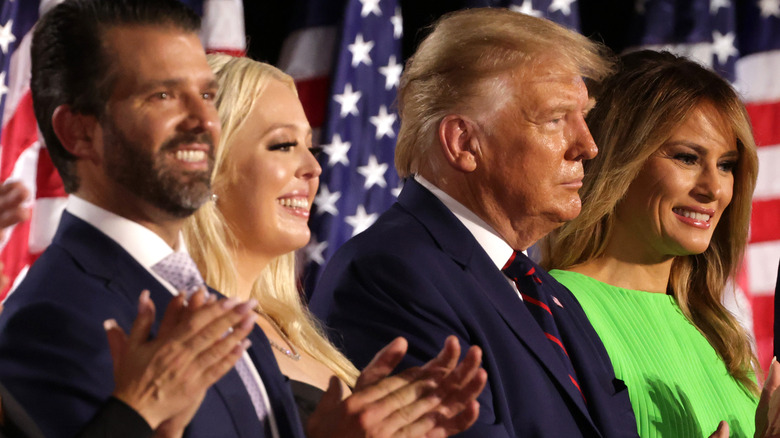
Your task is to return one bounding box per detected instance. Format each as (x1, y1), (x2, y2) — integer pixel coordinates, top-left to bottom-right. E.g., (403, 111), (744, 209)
(300, 0), (404, 291)
(0, 0), (246, 300)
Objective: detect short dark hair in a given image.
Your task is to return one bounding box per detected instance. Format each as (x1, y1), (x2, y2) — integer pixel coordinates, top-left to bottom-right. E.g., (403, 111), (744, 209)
(31, 0), (201, 192)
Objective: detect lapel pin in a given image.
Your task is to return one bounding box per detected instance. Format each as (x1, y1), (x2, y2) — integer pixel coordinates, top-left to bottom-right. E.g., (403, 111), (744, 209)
(552, 296), (563, 308)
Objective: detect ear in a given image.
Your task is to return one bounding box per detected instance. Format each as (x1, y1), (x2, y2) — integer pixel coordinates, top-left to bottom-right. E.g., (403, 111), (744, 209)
(438, 114), (479, 173)
(51, 105), (100, 160)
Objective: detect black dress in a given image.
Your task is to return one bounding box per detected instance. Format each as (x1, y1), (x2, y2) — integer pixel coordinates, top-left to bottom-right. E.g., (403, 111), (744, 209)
(288, 380), (325, 430)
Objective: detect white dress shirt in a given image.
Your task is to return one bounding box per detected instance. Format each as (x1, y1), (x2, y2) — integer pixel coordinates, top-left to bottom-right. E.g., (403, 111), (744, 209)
(414, 175), (523, 299)
(66, 195), (279, 437)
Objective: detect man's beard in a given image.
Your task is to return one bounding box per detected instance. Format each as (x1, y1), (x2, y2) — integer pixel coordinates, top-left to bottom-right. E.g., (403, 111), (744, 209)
(103, 120), (215, 219)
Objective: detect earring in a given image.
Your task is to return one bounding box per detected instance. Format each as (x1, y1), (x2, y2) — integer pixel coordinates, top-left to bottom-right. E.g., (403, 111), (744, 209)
(210, 193), (219, 203)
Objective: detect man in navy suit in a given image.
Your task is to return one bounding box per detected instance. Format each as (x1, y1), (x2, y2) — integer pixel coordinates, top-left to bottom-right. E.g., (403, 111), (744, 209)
(0, 0), (305, 437)
(311, 8), (638, 437)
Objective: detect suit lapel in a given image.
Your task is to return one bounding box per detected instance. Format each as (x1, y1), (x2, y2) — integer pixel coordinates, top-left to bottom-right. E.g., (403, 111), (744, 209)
(397, 179), (593, 424)
(245, 327), (306, 438)
(53, 212), (305, 438)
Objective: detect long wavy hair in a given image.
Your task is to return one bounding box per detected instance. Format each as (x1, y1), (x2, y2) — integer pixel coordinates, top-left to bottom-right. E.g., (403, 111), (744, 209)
(542, 50), (759, 394)
(184, 54), (359, 386)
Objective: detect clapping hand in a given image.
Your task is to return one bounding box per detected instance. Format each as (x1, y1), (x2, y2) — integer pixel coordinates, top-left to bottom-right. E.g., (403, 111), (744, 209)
(307, 336), (486, 438)
(104, 289), (256, 437)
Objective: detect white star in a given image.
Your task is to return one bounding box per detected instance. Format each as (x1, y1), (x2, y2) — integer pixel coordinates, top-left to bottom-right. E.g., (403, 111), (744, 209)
(379, 56), (403, 90)
(359, 0), (381, 18)
(322, 134), (351, 166)
(711, 31), (737, 64)
(710, 0), (730, 14)
(548, 0), (576, 15)
(314, 185), (341, 216)
(348, 33), (374, 67)
(345, 205), (378, 237)
(0, 20), (16, 54)
(358, 155), (388, 189)
(391, 7), (403, 39)
(510, 0), (543, 17)
(369, 105), (397, 140)
(305, 238), (328, 265)
(0, 72), (8, 103)
(334, 83), (362, 118)
(759, 0), (780, 17)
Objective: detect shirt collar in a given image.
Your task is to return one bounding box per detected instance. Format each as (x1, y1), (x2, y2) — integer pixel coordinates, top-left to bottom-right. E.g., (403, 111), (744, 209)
(66, 195), (188, 293)
(414, 175), (515, 270)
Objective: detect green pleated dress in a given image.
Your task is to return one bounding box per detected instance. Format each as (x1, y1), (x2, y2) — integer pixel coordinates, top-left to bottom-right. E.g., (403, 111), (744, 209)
(550, 269), (758, 438)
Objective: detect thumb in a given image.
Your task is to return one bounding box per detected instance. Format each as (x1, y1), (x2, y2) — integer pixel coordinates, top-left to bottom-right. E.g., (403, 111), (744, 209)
(128, 290), (156, 347)
(709, 420), (728, 438)
(759, 358), (780, 437)
(306, 376), (343, 437)
(320, 375), (344, 410)
(103, 319), (128, 375)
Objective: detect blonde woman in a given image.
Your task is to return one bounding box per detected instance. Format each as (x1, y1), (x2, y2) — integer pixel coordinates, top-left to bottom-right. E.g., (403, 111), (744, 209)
(184, 54), (486, 437)
(542, 50), (774, 437)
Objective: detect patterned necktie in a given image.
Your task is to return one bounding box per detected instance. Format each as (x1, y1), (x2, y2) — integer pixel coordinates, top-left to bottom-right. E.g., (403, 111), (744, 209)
(151, 252), (272, 435)
(151, 252), (205, 297)
(502, 251), (585, 401)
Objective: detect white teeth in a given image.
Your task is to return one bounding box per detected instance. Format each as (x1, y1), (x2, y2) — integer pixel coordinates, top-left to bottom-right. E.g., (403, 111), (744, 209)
(673, 208), (711, 222)
(277, 198), (309, 209)
(175, 150), (206, 162)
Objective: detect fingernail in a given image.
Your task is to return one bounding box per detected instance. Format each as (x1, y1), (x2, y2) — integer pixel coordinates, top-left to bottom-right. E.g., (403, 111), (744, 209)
(235, 299), (257, 314)
(220, 297), (238, 309)
(207, 293), (217, 304)
(103, 319), (118, 331)
(239, 314), (255, 331)
(240, 338), (252, 350)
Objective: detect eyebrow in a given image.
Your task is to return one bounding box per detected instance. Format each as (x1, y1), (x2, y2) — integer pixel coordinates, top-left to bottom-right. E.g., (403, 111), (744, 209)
(666, 141), (740, 158)
(138, 77), (218, 93)
(266, 123), (313, 135)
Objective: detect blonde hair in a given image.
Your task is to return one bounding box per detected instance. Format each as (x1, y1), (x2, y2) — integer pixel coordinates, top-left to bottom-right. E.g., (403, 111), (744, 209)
(542, 50), (760, 394)
(185, 54), (359, 385)
(395, 7), (614, 178)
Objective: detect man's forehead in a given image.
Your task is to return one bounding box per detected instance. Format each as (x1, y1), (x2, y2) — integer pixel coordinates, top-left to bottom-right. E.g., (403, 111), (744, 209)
(102, 24), (206, 64)
(102, 24), (213, 89)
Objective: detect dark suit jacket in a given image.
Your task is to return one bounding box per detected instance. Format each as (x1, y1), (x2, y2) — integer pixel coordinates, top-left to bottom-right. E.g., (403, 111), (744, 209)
(0, 212), (305, 438)
(0, 382), (44, 438)
(311, 179), (638, 438)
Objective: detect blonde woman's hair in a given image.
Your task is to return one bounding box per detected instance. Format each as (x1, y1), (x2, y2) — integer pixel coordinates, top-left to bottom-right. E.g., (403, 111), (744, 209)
(185, 54), (359, 386)
(542, 50), (760, 394)
(395, 7), (614, 178)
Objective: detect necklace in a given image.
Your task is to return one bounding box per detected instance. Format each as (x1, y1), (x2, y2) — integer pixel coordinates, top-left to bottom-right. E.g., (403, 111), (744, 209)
(255, 309), (301, 361)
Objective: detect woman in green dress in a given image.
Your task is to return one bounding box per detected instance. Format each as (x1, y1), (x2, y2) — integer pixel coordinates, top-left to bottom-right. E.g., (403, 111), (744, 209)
(542, 50), (769, 437)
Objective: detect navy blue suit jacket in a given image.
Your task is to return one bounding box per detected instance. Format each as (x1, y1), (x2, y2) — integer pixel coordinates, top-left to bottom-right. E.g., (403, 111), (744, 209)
(0, 212), (305, 438)
(311, 179), (638, 438)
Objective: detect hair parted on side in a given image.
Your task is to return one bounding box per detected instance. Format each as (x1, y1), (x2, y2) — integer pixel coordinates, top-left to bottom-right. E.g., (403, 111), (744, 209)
(184, 54), (359, 386)
(30, 0), (200, 193)
(395, 7), (614, 178)
(542, 50), (760, 394)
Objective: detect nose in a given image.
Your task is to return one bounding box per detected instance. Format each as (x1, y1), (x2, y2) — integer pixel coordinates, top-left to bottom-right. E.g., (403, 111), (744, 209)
(564, 115), (598, 161)
(297, 146), (322, 179)
(693, 163), (724, 202)
(181, 94), (220, 136)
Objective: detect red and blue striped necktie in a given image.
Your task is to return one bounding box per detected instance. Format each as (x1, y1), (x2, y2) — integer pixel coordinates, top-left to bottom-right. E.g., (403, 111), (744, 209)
(502, 250), (585, 401)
